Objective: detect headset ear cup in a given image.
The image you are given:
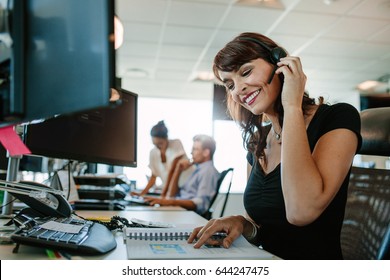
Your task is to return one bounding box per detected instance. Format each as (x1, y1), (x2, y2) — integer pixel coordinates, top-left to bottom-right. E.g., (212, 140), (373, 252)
(270, 47), (287, 64)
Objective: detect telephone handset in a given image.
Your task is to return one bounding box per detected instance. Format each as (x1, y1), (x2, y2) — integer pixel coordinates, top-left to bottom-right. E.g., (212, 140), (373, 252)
(11, 181), (73, 217)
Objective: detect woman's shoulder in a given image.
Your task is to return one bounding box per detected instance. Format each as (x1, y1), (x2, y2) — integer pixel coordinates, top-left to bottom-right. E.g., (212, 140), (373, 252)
(169, 138), (182, 144)
(310, 102), (362, 149)
(308, 102), (361, 134)
(169, 139), (183, 147)
(318, 102), (359, 114)
(168, 139), (185, 151)
(313, 102), (360, 123)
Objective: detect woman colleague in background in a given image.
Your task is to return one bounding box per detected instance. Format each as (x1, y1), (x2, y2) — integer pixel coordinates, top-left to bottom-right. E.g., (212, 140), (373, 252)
(188, 32), (362, 259)
(133, 120), (194, 197)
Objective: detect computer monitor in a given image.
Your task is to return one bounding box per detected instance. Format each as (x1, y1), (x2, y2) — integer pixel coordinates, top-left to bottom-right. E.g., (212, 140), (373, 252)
(360, 94), (390, 111)
(0, 0), (115, 127)
(23, 88), (138, 167)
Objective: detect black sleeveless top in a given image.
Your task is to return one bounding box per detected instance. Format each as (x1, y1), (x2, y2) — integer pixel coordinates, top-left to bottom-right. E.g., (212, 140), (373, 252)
(244, 103), (362, 260)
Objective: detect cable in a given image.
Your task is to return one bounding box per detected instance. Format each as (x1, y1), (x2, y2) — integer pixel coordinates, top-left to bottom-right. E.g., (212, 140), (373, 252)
(74, 213), (134, 231)
(0, 197), (17, 212)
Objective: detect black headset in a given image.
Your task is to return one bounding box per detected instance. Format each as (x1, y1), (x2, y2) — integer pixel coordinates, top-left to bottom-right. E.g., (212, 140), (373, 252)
(240, 37), (287, 65)
(240, 37), (287, 83)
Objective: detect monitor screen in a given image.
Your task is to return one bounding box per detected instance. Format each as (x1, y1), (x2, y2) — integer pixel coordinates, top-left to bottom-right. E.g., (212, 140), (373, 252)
(23, 88), (138, 167)
(0, 0), (115, 127)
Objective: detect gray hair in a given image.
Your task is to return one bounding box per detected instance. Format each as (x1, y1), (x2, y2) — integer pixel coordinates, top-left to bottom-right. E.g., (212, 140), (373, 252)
(193, 134), (216, 160)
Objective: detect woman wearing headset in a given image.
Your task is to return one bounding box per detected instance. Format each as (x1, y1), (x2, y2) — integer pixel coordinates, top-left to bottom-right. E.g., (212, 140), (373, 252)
(188, 32), (362, 259)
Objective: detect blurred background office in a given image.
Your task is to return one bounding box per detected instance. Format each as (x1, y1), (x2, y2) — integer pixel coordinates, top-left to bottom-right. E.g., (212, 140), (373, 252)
(114, 0), (390, 206)
(1, 0), (389, 216)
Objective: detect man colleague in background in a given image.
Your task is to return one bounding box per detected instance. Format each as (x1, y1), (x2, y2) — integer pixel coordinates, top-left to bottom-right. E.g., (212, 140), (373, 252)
(144, 134), (220, 216)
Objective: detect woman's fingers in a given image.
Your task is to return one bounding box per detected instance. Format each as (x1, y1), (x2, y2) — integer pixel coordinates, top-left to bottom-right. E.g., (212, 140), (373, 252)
(276, 56), (302, 75)
(275, 56), (307, 106)
(188, 217), (245, 249)
(187, 226), (202, 243)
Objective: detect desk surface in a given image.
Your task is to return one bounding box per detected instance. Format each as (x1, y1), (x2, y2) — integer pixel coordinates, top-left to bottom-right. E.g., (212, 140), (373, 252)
(0, 210), (278, 260)
(124, 205), (186, 211)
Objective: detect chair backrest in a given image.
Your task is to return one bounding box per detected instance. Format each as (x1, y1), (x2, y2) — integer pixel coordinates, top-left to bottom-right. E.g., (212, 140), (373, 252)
(202, 168), (234, 220)
(340, 107), (390, 260)
(340, 166), (390, 259)
(359, 107), (390, 156)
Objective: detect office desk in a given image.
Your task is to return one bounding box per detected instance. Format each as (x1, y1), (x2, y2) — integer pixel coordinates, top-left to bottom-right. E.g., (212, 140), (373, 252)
(0, 210), (205, 260)
(0, 210), (278, 260)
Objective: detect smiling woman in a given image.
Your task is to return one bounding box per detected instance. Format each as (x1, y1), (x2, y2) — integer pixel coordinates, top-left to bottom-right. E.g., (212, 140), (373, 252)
(188, 32), (363, 260)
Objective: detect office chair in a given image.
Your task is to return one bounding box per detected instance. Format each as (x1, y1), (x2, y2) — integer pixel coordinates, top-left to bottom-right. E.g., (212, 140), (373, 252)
(202, 168), (234, 220)
(340, 107), (390, 259)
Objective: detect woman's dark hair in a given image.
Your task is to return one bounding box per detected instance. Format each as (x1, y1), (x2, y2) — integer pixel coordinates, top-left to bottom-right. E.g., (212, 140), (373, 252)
(213, 32), (322, 161)
(150, 120), (168, 138)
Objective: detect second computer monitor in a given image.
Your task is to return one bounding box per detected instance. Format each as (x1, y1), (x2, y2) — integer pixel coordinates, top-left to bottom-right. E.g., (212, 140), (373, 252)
(23, 88), (138, 167)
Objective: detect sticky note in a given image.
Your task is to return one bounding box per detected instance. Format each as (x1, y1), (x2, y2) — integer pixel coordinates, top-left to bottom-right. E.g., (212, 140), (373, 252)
(0, 126), (31, 156)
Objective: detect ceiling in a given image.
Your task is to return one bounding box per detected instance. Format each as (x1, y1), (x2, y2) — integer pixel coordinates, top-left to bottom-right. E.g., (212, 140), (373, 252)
(115, 0), (390, 106)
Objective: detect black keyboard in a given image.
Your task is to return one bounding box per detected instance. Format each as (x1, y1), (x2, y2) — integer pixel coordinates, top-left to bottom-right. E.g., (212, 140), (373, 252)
(124, 195), (151, 206)
(11, 215), (117, 255)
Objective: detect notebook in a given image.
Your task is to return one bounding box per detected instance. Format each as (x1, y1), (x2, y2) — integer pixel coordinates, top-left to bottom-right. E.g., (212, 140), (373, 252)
(124, 226), (274, 259)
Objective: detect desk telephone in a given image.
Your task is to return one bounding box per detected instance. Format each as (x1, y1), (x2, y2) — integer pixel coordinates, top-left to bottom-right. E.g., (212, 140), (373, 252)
(8, 181), (117, 255)
(12, 181), (73, 217)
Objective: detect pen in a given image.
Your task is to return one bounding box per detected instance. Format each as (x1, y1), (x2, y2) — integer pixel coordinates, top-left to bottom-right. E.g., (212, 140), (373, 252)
(84, 216), (111, 222)
(53, 251), (63, 259)
(45, 249), (56, 259)
(188, 232), (227, 240)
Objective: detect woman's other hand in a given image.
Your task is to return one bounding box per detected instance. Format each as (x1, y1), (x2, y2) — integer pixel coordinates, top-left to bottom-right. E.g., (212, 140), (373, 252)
(187, 215), (249, 249)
